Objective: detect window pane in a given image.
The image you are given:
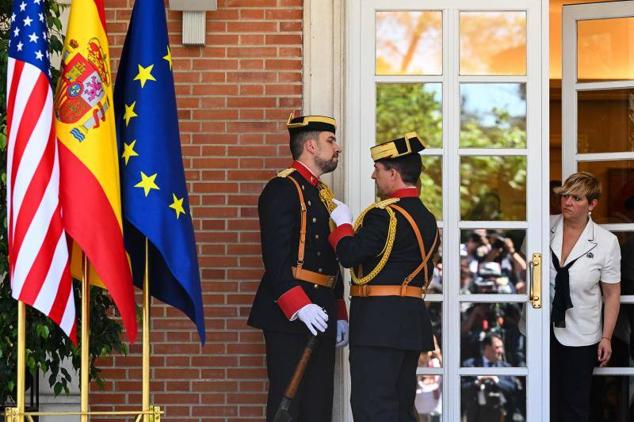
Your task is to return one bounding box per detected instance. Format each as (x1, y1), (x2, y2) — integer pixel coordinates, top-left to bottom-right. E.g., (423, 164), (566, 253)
(578, 17), (634, 82)
(460, 156), (527, 221)
(589, 376), (634, 420)
(461, 374), (526, 421)
(614, 233), (634, 295)
(577, 161), (634, 224)
(460, 302), (526, 367)
(376, 11), (442, 75)
(460, 229), (527, 295)
(460, 11), (526, 76)
(460, 83), (527, 148)
(578, 88), (634, 153)
(376, 83), (443, 148)
(421, 156), (442, 220)
(416, 375), (443, 420)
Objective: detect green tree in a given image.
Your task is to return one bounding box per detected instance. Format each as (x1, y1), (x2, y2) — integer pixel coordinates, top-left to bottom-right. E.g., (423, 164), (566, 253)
(376, 83), (443, 218)
(0, 0), (127, 407)
(375, 82), (527, 222)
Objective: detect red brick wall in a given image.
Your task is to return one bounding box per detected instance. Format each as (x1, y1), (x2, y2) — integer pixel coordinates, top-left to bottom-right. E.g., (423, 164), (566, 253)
(92, 1), (303, 420)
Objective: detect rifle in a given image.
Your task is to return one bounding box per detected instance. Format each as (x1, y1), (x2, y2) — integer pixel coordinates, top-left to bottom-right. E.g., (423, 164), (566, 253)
(272, 336), (319, 422)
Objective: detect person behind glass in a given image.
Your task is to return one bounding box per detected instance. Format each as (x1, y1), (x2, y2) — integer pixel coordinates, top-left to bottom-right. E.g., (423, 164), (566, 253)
(247, 113), (349, 422)
(461, 333), (520, 422)
(549, 171), (621, 422)
(327, 132), (440, 421)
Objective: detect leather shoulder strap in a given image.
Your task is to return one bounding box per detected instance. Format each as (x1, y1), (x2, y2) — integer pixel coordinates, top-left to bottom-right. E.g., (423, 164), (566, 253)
(277, 167), (296, 178)
(283, 175), (307, 272)
(389, 204), (439, 290)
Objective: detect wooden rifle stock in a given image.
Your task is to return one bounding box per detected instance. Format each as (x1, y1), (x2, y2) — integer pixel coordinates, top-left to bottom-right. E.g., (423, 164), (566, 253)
(272, 336), (319, 422)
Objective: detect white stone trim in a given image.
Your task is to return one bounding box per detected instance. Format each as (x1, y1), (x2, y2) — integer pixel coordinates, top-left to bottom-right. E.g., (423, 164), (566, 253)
(303, 1), (349, 421)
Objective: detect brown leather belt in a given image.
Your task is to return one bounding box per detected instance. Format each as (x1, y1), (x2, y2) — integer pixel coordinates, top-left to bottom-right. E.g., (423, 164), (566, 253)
(350, 284), (425, 298)
(292, 266), (336, 289)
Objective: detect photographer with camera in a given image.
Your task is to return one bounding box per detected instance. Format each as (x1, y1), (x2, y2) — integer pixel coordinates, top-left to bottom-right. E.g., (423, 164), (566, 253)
(462, 333), (521, 422)
(485, 232), (527, 293)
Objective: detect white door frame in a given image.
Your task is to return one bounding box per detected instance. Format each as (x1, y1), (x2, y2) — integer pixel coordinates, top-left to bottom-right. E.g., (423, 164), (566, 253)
(346, 1), (551, 421)
(561, 0), (634, 378)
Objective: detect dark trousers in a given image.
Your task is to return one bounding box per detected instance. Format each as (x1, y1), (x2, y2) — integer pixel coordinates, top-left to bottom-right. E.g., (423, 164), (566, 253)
(550, 331), (598, 422)
(264, 331), (335, 422)
(350, 345), (420, 422)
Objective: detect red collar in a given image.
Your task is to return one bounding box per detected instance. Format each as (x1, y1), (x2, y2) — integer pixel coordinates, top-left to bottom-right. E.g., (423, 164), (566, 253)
(390, 187), (419, 199)
(292, 161), (319, 187)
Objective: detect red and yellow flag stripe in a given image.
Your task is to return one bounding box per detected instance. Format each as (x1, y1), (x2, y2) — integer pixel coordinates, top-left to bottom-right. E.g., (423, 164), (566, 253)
(55, 0), (137, 342)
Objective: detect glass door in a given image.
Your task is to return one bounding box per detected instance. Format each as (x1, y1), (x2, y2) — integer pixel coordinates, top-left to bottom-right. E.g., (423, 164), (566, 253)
(562, 1), (634, 419)
(346, 0), (549, 420)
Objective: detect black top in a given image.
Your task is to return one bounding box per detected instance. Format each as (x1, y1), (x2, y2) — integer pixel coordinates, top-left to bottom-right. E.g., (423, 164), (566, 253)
(336, 197), (438, 350)
(248, 170), (343, 338)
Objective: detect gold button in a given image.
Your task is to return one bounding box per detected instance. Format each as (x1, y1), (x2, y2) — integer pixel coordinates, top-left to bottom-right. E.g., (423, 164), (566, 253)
(312, 217), (317, 223)
(315, 234), (319, 239)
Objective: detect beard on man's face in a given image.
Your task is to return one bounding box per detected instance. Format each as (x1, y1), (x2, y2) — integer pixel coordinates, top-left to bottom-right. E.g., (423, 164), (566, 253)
(315, 155), (338, 174)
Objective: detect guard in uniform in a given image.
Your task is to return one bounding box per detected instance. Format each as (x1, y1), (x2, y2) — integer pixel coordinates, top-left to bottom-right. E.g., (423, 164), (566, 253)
(328, 132), (439, 421)
(248, 114), (349, 422)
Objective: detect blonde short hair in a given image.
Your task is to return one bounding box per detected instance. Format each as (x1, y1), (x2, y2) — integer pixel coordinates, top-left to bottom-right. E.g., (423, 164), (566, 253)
(554, 171), (601, 202)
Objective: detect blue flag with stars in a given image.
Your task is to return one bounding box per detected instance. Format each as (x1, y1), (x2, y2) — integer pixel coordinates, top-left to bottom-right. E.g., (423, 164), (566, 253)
(114, 0), (205, 343)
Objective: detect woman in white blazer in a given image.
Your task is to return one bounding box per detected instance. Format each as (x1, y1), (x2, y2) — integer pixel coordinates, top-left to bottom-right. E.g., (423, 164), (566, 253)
(549, 172), (621, 422)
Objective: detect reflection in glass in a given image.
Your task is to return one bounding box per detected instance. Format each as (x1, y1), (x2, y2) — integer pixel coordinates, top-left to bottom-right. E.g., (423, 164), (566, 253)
(376, 83), (442, 148)
(421, 156), (442, 220)
(461, 374), (525, 421)
(577, 88), (634, 153)
(615, 233), (634, 297)
(589, 376), (634, 421)
(460, 229), (527, 295)
(416, 375), (442, 421)
(460, 83), (527, 148)
(460, 156), (527, 221)
(578, 17), (634, 82)
(376, 11), (442, 75)
(460, 302), (526, 368)
(577, 161), (634, 224)
(459, 11), (526, 75)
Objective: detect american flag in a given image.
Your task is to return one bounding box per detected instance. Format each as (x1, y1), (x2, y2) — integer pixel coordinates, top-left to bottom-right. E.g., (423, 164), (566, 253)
(6, 0), (76, 342)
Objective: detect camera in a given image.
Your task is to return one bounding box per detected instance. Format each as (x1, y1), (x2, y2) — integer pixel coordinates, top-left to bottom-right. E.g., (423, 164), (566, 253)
(491, 235), (507, 250)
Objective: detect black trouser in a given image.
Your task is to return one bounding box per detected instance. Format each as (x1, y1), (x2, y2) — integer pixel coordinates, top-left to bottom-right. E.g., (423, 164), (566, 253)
(550, 330), (598, 422)
(264, 331), (335, 422)
(350, 345), (420, 422)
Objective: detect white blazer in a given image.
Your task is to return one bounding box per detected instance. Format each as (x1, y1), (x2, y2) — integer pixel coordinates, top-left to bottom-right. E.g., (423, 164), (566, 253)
(550, 215), (621, 347)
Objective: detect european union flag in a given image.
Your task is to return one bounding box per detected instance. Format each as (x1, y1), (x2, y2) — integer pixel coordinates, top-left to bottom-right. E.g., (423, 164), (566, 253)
(114, 0), (205, 343)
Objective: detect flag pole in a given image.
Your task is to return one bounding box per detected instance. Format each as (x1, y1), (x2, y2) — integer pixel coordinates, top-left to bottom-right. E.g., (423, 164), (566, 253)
(16, 301), (26, 422)
(81, 254), (90, 422)
(142, 237), (151, 422)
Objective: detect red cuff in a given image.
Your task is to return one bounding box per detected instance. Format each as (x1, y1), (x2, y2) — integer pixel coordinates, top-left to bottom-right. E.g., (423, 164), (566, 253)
(336, 299), (348, 321)
(277, 286), (311, 320)
(328, 223), (354, 250)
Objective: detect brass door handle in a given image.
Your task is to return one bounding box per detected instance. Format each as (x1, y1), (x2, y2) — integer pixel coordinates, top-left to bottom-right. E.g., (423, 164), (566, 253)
(529, 252), (542, 309)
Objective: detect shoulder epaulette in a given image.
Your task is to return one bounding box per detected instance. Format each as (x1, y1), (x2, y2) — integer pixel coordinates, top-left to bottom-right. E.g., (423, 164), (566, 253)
(354, 197), (400, 227)
(375, 197), (400, 209)
(277, 168), (296, 178)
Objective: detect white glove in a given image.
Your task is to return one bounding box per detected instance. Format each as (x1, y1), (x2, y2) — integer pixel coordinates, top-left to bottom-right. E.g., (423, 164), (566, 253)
(330, 199), (353, 227)
(295, 304), (329, 336)
(336, 320), (349, 348)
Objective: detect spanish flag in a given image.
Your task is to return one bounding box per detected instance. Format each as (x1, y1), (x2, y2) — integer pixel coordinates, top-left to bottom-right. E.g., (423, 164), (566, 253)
(54, 0), (137, 342)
